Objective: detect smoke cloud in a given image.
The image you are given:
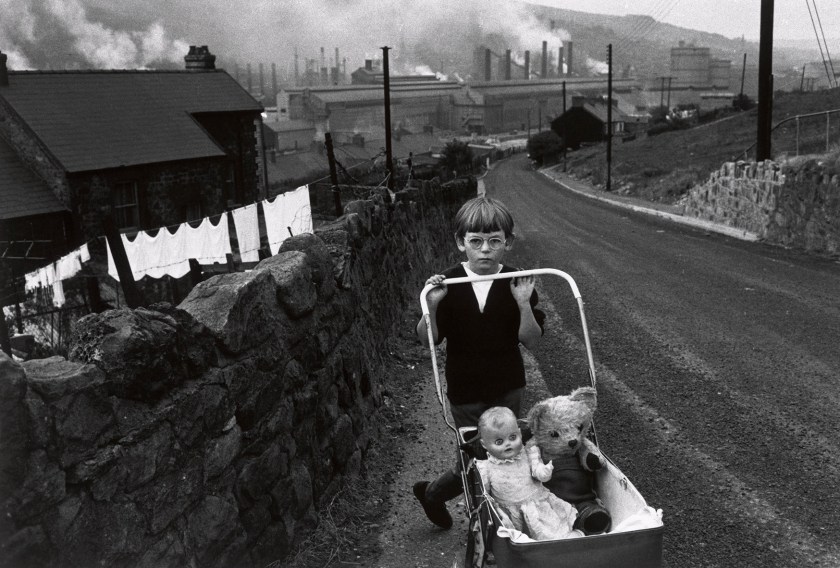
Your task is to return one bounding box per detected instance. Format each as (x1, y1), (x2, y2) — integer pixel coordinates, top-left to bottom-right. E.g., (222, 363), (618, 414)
(0, 0), (569, 78)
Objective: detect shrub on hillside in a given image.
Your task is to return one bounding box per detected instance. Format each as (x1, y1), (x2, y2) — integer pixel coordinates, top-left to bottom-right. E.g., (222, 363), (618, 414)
(527, 131), (564, 166)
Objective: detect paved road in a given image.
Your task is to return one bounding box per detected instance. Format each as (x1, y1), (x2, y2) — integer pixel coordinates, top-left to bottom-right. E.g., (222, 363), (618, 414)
(485, 154), (840, 567)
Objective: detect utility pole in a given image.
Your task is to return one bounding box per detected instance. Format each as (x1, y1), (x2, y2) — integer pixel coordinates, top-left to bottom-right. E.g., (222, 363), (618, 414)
(740, 53), (748, 98)
(562, 81), (567, 172)
(757, 0), (774, 161)
(666, 76), (673, 109)
(324, 132), (342, 216)
(660, 76), (665, 108)
(800, 63), (806, 92)
(606, 44), (613, 192)
(381, 46), (394, 196)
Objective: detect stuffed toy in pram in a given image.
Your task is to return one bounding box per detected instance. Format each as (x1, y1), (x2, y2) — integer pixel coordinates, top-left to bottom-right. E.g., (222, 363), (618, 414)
(527, 387), (612, 535)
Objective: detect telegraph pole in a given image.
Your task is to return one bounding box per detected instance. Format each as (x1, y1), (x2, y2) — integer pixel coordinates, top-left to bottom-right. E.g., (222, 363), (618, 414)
(382, 46), (394, 196)
(606, 44), (612, 192)
(756, 0), (774, 161)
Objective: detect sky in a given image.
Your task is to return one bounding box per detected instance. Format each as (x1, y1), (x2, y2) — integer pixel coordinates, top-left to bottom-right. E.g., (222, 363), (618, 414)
(525, 0), (839, 42)
(0, 0), (836, 72)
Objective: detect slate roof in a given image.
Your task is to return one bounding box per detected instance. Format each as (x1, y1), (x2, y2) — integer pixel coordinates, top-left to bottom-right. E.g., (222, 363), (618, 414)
(0, 70), (263, 173)
(0, 136), (67, 221)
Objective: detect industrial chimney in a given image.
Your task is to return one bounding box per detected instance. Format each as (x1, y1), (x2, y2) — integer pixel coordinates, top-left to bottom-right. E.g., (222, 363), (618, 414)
(541, 41), (548, 78)
(566, 41), (574, 76)
(524, 50), (530, 80)
(485, 48), (492, 81)
(0, 51), (8, 86)
(184, 45), (216, 70)
(505, 49), (511, 80)
(558, 46), (564, 76)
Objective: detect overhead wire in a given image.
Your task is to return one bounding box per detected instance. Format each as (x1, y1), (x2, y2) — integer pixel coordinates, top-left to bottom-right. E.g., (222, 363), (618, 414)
(810, 0), (837, 87)
(805, 0), (834, 87)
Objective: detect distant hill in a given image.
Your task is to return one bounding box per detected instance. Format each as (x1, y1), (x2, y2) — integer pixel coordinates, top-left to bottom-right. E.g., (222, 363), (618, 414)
(523, 4), (822, 85)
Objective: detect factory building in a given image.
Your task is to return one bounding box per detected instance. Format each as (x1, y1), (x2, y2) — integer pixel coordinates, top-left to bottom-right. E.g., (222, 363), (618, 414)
(670, 41), (731, 90)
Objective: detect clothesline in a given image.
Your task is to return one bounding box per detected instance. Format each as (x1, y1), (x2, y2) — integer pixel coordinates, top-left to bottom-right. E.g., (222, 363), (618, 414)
(23, 242), (91, 307)
(107, 185), (312, 282)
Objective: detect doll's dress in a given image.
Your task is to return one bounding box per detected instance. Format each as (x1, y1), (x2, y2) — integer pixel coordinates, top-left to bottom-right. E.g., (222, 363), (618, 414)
(476, 447), (580, 540)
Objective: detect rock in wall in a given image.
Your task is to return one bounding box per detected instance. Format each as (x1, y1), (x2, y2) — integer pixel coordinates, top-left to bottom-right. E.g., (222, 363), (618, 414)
(0, 178), (476, 568)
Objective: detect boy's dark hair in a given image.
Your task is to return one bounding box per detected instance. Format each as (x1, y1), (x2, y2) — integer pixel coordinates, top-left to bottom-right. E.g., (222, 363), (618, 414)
(453, 196), (515, 239)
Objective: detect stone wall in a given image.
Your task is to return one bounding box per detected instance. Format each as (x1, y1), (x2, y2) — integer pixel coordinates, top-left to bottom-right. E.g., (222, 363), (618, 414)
(681, 158), (840, 256)
(0, 178), (475, 568)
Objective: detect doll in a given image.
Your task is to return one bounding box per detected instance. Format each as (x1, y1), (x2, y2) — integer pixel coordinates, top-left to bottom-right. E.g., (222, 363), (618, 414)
(475, 407), (582, 541)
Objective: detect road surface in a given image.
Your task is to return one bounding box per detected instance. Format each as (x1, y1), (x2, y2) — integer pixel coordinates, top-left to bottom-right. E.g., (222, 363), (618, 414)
(486, 154), (840, 567)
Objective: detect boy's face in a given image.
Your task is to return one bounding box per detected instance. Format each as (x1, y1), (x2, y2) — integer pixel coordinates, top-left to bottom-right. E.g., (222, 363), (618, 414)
(480, 418), (523, 460)
(457, 230), (512, 275)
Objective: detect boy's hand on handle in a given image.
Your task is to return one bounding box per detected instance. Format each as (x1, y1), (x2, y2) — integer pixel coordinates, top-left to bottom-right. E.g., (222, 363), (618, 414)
(510, 275), (536, 306)
(425, 274), (448, 308)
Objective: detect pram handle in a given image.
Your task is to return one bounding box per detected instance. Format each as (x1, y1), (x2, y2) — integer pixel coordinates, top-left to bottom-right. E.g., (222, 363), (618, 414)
(419, 268), (598, 433)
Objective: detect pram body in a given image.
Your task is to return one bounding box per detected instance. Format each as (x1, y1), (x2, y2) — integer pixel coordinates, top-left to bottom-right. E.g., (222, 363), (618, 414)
(420, 269), (664, 568)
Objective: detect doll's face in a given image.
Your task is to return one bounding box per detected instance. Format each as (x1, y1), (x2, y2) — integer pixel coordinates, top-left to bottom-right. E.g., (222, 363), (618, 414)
(480, 417), (523, 460)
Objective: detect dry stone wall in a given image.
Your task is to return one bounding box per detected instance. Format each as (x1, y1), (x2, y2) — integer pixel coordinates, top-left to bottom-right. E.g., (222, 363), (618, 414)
(682, 158), (840, 256)
(0, 178), (474, 568)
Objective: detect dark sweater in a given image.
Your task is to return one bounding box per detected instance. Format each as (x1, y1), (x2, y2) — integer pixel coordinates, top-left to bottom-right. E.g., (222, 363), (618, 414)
(435, 264), (545, 404)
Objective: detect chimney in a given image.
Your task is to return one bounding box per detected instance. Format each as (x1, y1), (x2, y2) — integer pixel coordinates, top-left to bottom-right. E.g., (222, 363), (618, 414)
(566, 41), (574, 76)
(524, 50), (530, 80)
(485, 48), (492, 81)
(505, 49), (511, 80)
(558, 46), (564, 76)
(259, 62), (265, 95)
(184, 45), (216, 70)
(0, 51), (7, 87)
(365, 59), (373, 71)
(541, 41), (548, 78)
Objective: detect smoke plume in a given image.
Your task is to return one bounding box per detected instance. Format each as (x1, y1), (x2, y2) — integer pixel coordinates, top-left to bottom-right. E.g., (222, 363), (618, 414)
(0, 0), (569, 78)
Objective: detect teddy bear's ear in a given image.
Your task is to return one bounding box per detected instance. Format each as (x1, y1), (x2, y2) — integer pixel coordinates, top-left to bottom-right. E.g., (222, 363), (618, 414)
(570, 387), (597, 412)
(527, 401), (549, 432)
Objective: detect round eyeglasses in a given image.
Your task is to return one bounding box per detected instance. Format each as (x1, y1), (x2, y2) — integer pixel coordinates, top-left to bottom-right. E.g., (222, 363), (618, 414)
(465, 237), (506, 250)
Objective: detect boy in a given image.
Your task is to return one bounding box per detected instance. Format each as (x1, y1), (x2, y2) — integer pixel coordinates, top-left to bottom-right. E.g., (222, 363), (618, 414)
(413, 196), (545, 529)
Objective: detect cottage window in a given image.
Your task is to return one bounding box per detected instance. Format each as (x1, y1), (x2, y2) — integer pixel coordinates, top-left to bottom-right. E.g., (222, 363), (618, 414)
(113, 181), (140, 230)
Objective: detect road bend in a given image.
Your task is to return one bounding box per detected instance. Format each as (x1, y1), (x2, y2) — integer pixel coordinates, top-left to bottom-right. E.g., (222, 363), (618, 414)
(484, 153), (840, 568)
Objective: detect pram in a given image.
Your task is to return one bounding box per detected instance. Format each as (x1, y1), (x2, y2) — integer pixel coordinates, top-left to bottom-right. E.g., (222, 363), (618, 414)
(420, 269), (664, 568)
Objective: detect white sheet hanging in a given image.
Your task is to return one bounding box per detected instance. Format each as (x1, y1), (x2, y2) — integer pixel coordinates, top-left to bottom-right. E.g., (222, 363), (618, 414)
(106, 213), (232, 281)
(262, 185), (313, 255)
(231, 203), (261, 263)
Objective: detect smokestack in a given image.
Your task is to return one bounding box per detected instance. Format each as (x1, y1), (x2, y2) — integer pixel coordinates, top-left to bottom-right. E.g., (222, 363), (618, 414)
(259, 63), (265, 95)
(294, 47), (300, 86)
(246, 63), (252, 92)
(184, 45), (216, 71)
(365, 59), (373, 71)
(0, 51), (6, 87)
(524, 50), (530, 80)
(485, 48), (492, 81)
(505, 49), (511, 80)
(271, 63), (277, 97)
(558, 46), (564, 76)
(541, 41), (548, 78)
(335, 48), (340, 81)
(566, 41), (574, 76)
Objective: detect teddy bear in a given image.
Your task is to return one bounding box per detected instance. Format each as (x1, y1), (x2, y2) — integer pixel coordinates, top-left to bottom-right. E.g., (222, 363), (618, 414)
(526, 386), (612, 535)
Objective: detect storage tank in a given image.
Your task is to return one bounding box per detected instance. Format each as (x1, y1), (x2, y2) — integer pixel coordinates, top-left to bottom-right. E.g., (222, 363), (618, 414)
(671, 41), (710, 88)
(710, 58), (731, 89)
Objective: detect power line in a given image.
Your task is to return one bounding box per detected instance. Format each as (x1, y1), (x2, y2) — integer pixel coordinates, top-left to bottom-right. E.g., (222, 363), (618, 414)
(805, 0), (834, 87)
(811, 0), (837, 87)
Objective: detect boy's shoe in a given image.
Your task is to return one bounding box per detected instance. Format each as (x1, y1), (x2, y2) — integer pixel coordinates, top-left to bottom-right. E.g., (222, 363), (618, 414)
(413, 481), (453, 529)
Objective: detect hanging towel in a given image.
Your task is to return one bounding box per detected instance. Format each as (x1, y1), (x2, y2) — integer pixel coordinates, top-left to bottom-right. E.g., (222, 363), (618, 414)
(183, 213), (232, 266)
(51, 264), (66, 308)
(263, 185), (313, 255)
(231, 203), (261, 263)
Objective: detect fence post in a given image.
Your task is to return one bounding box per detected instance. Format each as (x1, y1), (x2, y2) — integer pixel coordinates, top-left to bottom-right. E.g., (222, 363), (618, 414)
(102, 212), (145, 309)
(0, 309), (11, 356)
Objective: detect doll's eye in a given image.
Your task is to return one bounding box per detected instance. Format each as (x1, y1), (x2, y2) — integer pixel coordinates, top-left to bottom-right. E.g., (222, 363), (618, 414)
(550, 431), (559, 438)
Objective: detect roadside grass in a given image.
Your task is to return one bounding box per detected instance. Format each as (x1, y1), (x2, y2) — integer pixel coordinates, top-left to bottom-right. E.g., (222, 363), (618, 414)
(274, 478), (385, 568)
(563, 87), (840, 203)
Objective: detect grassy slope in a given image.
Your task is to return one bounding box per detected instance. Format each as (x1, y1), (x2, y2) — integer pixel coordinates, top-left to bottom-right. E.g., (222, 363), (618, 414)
(563, 87), (840, 204)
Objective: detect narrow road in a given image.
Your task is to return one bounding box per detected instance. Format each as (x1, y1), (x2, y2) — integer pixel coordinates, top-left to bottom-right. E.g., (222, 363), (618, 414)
(486, 154), (840, 567)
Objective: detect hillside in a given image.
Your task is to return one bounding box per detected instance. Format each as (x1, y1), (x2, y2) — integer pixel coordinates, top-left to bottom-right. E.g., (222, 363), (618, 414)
(561, 86), (840, 203)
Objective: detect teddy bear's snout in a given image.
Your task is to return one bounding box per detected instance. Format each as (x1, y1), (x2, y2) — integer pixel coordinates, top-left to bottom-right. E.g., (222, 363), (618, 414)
(568, 439), (578, 449)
